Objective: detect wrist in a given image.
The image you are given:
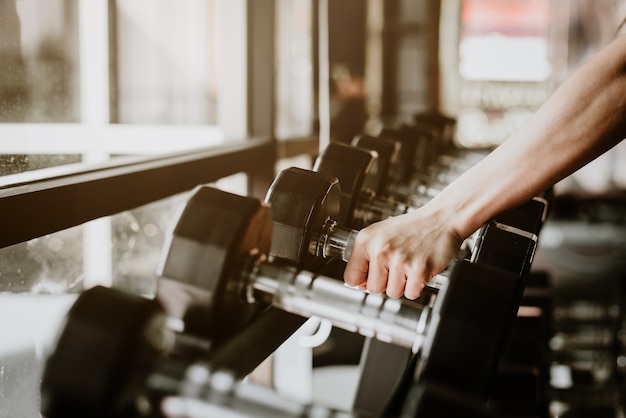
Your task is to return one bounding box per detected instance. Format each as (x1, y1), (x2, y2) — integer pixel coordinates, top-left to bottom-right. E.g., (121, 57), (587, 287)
(420, 190), (483, 242)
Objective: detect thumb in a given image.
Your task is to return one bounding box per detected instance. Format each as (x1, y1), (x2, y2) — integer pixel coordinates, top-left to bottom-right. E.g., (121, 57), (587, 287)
(343, 242), (369, 287)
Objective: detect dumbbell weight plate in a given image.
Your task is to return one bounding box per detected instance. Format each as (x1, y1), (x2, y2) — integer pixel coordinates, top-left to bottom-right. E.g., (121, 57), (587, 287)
(314, 143), (413, 230)
(378, 127), (419, 184)
(351, 134), (401, 197)
(41, 286), (168, 418)
(417, 260), (520, 399)
(403, 122), (443, 170)
(265, 166), (342, 272)
(471, 222), (538, 280)
(414, 111), (455, 148)
(313, 142), (376, 226)
(157, 185), (272, 340)
(492, 197), (547, 236)
(314, 142), (383, 230)
(312, 144), (378, 277)
(353, 259), (520, 416)
(158, 178), (341, 342)
(351, 202), (548, 415)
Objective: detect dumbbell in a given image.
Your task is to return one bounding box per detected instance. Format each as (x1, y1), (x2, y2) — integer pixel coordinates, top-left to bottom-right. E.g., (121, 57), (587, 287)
(40, 285), (353, 418)
(261, 165), (452, 288)
(350, 131), (489, 207)
(347, 132), (451, 202)
(312, 140), (447, 231)
(380, 112), (453, 174)
(314, 141), (547, 240)
(265, 155), (543, 392)
(158, 185), (530, 398)
(382, 113), (489, 182)
(374, 123), (441, 185)
(266, 162), (547, 305)
(157, 183), (442, 348)
(411, 111), (491, 169)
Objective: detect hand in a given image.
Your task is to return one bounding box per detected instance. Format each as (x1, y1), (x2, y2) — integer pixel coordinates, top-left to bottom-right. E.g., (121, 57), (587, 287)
(344, 206), (463, 299)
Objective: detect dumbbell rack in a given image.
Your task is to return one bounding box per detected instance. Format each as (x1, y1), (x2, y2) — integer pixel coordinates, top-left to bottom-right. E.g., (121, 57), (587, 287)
(39, 112), (553, 418)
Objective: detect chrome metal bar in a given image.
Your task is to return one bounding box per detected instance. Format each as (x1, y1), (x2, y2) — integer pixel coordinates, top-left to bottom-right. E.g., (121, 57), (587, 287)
(251, 264), (430, 352)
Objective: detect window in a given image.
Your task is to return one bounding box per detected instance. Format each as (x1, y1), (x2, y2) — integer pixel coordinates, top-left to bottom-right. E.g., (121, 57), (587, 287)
(0, 0), (251, 295)
(276, 0), (314, 140)
(0, 2), (257, 416)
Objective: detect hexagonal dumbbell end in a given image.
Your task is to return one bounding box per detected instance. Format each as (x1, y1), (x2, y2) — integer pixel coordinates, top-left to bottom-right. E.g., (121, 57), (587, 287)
(156, 185), (272, 340)
(351, 134), (401, 197)
(265, 167), (343, 272)
(314, 142), (377, 226)
(41, 286), (168, 418)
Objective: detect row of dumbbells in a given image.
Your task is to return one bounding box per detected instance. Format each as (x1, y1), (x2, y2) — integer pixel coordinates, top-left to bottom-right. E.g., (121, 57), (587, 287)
(310, 117), (552, 416)
(39, 114), (548, 417)
(374, 115), (557, 417)
(39, 116), (544, 418)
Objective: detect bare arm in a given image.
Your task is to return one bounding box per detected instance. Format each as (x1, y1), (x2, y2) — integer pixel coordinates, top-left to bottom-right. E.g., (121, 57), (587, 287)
(344, 34), (626, 299)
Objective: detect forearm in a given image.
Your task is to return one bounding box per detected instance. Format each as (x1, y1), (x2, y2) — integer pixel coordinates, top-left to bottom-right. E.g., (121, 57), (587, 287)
(344, 34), (626, 299)
(429, 34), (626, 239)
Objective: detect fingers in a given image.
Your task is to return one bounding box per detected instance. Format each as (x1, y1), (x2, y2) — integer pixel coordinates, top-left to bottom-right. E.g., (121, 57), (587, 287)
(368, 256), (429, 299)
(343, 236), (370, 289)
(404, 264), (428, 300)
(366, 254), (390, 294)
(344, 219), (447, 299)
(344, 228), (390, 294)
(344, 229), (429, 299)
(386, 258), (429, 300)
(384, 260), (406, 298)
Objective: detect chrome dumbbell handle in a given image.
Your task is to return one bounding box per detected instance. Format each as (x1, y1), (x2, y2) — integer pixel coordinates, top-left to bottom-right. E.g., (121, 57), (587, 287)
(159, 365), (354, 418)
(247, 262), (434, 353)
(311, 218), (449, 290)
(312, 218), (359, 261)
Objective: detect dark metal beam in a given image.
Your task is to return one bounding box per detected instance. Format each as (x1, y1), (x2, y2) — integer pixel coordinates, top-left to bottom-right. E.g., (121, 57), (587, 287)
(0, 138), (275, 249)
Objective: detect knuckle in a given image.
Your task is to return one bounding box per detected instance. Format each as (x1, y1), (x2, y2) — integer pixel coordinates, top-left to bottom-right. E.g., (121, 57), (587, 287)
(367, 282), (385, 295)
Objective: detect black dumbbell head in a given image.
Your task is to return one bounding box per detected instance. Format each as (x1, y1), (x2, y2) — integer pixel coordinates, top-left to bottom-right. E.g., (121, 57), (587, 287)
(314, 142), (376, 226)
(157, 185), (272, 340)
(378, 127), (419, 184)
(351, 134), (401, 196)
(41, 286), (166, 418)
(265, 167), (341, 272)
(419, 260), (520, 399)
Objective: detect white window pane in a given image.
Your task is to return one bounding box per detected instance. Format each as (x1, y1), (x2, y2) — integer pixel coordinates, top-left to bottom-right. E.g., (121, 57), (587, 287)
(276, 0), (314, 139)
(115, 0), (219, 124)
